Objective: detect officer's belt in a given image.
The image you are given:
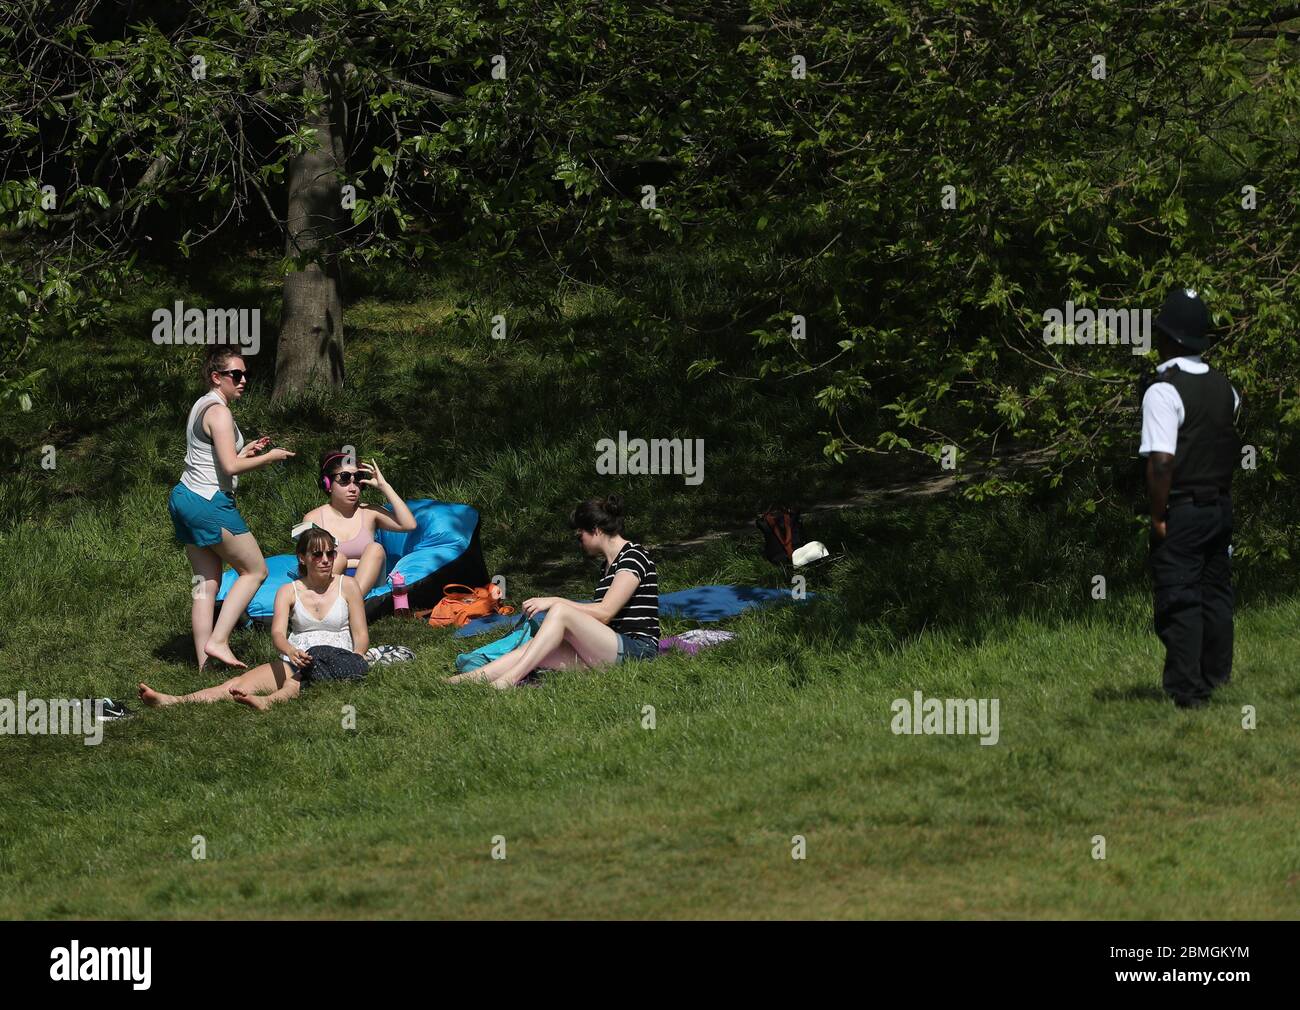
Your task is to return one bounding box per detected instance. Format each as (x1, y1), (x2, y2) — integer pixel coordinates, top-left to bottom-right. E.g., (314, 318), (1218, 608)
(1168, 487), (1225, 505)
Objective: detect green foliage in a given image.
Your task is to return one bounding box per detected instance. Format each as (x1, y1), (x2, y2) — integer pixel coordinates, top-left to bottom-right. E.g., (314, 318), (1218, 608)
(2, 2), (1299, 508)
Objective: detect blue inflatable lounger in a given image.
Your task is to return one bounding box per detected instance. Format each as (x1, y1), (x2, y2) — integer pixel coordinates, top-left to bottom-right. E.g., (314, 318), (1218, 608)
(216, 499), (490, 627)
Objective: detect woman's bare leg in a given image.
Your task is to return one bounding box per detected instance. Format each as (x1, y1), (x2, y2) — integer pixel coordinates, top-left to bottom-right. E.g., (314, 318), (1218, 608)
(184, 544), (223, 670)
(479, 641), (587, 685)
(139, 661), (284, 707)
(444, 632), (567, 684)
(492, 605), (619, 689)
(231, 660), (301, 711)
(446, 606), (621, 687)
(204, 529), (268, 668)
(446, 645), (527, 685)
(535, 642), (583, 671)
(351, 542), (387, 596)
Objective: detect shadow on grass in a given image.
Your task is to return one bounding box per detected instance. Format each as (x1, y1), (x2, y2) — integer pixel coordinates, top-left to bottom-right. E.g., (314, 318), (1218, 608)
(153, 633), (199, 666)
(1092, 684), (1167, 703)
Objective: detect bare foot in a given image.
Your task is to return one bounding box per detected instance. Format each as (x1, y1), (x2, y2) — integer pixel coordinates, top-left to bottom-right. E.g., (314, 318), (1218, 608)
(229, 687), (268, 711)
(445, 668), (498, 685)
(204, 639), (247, 669)
(448, 666), (514, 685)
(138, 683), (177, 707)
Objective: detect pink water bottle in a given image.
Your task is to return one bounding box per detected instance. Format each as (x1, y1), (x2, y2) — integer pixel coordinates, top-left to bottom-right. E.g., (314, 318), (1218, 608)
(391, 572), (409, 614)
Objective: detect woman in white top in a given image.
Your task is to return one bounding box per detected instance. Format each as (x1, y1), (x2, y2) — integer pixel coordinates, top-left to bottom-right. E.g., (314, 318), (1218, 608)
(139, 527), (369, 712)
(167, 348), (295, 670)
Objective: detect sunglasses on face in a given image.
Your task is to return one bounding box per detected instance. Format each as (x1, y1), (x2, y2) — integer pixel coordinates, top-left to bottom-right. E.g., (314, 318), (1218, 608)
(308, 549), (338, 560)
(216, 369), (248, 384)
(331, 470), (372, 487)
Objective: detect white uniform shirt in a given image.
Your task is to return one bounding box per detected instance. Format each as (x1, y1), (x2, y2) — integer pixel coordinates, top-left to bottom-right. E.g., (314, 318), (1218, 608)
(1138, 356), (1239, 457)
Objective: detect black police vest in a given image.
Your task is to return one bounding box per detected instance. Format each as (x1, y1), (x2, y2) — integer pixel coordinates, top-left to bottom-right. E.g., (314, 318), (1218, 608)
(1155, 365), (1238, 495)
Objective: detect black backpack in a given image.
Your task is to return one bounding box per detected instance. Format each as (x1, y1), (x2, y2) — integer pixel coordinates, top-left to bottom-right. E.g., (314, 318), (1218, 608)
(756, 507), (806, 565)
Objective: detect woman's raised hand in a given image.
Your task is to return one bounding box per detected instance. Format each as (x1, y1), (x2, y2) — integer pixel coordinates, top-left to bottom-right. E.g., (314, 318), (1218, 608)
(239, 436), (271, 457)
(360, 458), (387, 489)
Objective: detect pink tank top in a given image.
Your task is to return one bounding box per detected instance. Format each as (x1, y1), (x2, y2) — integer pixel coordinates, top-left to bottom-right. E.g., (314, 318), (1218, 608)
(313, 509), (371, 564)
(331, 513), (374, 560)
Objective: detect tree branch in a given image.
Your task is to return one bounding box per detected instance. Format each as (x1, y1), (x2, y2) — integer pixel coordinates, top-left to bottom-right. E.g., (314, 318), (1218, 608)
(45, 151), (172, 226)
(1231, 29), (1300, 41)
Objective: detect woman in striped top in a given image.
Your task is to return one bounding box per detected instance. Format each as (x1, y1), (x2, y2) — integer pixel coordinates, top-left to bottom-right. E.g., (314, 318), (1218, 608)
(447, 494), (659, 689)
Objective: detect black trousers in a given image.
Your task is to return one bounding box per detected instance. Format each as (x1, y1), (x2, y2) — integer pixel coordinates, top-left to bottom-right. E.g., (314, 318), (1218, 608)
(1149, 494), (1234, 703)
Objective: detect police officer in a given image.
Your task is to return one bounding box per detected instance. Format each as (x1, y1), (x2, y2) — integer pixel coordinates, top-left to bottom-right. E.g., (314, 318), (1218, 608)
(1138, 288), (1240, 709)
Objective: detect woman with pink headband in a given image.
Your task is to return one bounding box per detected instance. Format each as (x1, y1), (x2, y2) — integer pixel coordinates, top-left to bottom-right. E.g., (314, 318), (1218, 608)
(299, 448), (417, 594)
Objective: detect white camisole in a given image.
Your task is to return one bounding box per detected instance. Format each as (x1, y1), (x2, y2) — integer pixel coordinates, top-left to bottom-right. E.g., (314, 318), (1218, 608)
(282, 579), (354, 656)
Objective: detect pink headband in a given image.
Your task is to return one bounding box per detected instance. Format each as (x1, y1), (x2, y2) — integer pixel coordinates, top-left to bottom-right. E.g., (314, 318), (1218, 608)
(320, 451), (349, 476)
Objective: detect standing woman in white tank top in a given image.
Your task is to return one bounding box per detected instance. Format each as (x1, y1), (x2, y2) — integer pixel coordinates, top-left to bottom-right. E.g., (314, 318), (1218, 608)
(167, 348), (295, 669)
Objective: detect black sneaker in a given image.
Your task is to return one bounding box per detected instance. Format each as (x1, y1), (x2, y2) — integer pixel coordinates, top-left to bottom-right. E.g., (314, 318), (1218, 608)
(95, 698), (133, 721)
(1173, 695), (1209, 710)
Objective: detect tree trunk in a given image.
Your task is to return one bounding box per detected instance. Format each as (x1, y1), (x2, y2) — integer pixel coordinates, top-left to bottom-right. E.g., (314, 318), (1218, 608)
(273, 50), (346, 403)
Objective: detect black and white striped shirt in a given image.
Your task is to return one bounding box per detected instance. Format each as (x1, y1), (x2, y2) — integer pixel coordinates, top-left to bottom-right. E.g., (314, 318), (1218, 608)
(594, 542), (659, 644)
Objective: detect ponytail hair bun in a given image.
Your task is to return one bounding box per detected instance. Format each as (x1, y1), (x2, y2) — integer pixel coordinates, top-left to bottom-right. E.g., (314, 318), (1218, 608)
(201, 347), (240, 388)
(569, 494), (627, 536)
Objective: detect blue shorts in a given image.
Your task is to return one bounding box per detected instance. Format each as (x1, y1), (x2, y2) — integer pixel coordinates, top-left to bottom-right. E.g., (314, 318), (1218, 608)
(616, 633), (658, 662)
(168, 482), (249, 547)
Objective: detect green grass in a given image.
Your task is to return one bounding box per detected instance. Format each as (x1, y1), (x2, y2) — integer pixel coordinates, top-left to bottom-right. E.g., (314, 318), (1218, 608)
(3, 570), (1299, 919)
(2, 249), (1299, 919)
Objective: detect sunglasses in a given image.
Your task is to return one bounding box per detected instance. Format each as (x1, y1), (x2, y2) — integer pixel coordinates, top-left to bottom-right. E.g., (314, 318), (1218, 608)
(331, 470), (372, 487)
(216, 368), (248, 384)
(308, 549), (338, 560)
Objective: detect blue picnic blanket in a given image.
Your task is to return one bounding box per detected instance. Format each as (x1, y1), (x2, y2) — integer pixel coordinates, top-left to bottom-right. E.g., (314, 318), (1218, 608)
(660, 584), (810, 622)
(453, 584), (812, 638)
(454, 612), (527, 638)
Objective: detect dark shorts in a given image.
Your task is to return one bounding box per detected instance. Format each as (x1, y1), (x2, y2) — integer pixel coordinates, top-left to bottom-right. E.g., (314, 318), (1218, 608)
(615, 633), (658, 662)
(168, 482), (249, 547)
(289, 645), (369, 686)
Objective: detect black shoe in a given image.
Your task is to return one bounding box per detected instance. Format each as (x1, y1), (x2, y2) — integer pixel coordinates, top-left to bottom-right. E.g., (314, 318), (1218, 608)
(1172, 695), (1209, 710)
(95, 698), (133, 720)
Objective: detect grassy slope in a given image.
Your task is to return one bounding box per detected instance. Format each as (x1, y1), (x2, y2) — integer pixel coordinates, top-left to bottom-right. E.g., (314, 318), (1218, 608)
(2, 586), (1298, 920)
(1, 252), (1298, 919)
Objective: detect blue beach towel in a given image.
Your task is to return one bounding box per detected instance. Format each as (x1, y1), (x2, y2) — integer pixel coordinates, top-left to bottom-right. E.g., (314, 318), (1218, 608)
(454, 613), (546, 672)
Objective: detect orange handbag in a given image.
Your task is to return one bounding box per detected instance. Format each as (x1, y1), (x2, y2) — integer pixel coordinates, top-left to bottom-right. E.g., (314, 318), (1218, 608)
(421, 584), (515, 628)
